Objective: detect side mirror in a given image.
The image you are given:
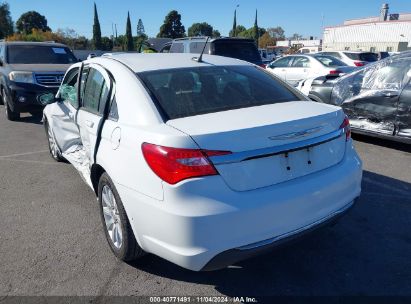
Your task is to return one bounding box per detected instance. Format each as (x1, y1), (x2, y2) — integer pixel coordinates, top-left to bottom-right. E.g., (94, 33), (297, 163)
(38, 92), (58, 105)
(268, 64), (276, 69)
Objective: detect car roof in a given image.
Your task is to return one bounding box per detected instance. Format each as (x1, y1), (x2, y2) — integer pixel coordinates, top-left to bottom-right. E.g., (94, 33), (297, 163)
(100, 53), (254, 73)
(2, 41), (68, 47)
(173, 37), (255, 43)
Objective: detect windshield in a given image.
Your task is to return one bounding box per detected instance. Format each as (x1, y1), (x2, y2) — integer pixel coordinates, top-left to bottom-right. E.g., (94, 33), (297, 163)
(138, 65), (300, 120)
(213, 41), (262, 64)
(7, 45), (78, 64)
(344, 52), (378, 62)
(314, 55), (347, 67)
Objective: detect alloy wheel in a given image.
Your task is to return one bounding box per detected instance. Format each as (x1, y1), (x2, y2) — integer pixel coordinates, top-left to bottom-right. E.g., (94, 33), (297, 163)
(101, 185), (123, 249)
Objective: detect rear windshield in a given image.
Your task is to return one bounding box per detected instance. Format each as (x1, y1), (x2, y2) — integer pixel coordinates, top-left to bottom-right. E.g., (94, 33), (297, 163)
(344, 52), (378, 62)
(213, 41), (261, 64)
(138, 65), (300, 120)
(314, 55), (347, 67)
(7, 45), (77, 64)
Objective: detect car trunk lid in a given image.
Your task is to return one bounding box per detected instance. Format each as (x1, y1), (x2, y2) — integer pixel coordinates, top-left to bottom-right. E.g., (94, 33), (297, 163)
(167, 101), (347, 191)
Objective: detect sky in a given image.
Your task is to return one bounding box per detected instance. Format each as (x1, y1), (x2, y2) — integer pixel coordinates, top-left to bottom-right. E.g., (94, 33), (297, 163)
(7, 0), (411, 39)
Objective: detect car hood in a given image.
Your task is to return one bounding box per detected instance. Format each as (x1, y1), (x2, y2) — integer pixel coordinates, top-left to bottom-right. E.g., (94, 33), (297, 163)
(7, 64), (71, 73)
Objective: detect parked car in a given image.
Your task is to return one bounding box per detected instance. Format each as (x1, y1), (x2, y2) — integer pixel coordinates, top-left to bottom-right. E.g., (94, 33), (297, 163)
(163, 37), (264, 67)
(318, 51), (378, 67)
(304, 52), (411, 144)
(266, 54), (356, 86)
(296, 46), (320, 54)
(42, 53), (362, 271)
(0, 41), (78, 120)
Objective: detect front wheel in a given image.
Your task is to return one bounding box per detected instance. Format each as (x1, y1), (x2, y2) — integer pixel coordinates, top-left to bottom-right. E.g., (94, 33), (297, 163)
(98, 173), (145, 261)
(3, 89), (19, 121)
(45, 119), (64, 162)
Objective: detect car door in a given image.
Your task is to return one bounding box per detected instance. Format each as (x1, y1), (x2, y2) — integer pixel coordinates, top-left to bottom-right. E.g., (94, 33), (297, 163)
(267, 56), (293, 81)
(343, 60), (408, 135)
(76, 64), (113, 164)
(396, 61), (411, 139)
(286, 56), (311, 86)
(47, 66), (82, 152)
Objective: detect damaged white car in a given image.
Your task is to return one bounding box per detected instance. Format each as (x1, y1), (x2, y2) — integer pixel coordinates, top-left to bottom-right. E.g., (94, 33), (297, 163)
(42, 53), (362, 271)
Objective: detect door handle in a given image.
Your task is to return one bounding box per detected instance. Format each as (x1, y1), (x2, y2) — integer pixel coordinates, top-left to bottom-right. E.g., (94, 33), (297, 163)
(85, 120), (94, 128)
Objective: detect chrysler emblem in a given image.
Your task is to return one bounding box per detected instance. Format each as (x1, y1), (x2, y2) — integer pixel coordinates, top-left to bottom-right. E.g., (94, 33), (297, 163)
(269, 126), (323, 140)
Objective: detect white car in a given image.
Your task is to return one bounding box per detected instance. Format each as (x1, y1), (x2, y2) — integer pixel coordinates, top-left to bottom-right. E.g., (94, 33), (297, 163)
(318, 51), (378, 67)
(42, 53), (362, 271)
(266, 54), (356, 86)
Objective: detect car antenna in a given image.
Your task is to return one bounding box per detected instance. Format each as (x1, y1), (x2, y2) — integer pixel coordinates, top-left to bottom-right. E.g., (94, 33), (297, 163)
(193, 37), (210, 63)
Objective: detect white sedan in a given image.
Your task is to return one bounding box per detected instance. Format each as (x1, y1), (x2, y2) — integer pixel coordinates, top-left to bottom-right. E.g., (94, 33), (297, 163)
(41, 53), (362, 271)
(266, 54), (356, 86)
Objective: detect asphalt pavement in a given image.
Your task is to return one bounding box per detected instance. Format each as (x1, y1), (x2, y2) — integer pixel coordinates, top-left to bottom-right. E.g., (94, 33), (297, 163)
(0, 109), (410, 299)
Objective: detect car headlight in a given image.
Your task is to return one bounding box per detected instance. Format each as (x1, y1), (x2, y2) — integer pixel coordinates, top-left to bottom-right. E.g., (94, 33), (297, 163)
(8, 71), (34, 84)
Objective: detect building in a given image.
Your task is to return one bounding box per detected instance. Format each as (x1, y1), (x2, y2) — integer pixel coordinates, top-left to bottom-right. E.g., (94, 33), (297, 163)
(323, 4), (411, 52)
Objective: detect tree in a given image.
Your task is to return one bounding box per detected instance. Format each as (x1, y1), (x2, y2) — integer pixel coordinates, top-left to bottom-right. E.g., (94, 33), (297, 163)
(229, 25), (246, 38)
(253, 10), (259, 45)
(187, 22), (213, 37)
(212, 30), (221, 38)
(101, 36), (113, 51)
(157, 10), (185, 38)
(134, 33), (148, 52)
(125, 12), (134, 51)
(290, 33), (303, 40)
(267, 26), (285, 41)
(16, 11), (51, 34)
(231, 9), (237, 37)
(258, 32), (275, 48)
(235, 26), (265, 40)
(92, 3), (102, 50)
(136, 18), (145, 36)
(0, 3), (13, 39)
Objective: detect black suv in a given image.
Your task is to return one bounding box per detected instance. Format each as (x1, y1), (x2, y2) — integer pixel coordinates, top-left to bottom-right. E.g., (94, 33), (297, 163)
(162, 37), (264, 67)
(0, 41), (77, 120)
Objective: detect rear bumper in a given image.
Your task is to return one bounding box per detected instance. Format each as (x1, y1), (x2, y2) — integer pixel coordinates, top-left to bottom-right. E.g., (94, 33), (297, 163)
(201, 199), (356, 271)
(117, 143), (362, 271)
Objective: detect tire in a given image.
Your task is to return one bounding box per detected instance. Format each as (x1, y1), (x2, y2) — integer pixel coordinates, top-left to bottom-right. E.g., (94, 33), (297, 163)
(98, 172), (145, 261)
(3, 89), (19, 121)
(44, 119), (64, 162)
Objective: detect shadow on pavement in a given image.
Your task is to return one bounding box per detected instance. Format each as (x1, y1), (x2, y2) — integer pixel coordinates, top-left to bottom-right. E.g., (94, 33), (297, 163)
(129, 170), (411, 297)
(352, 133), (411, 153)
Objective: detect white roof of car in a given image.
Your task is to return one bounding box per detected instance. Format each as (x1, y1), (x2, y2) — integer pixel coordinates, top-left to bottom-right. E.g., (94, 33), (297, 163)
(100, 53), (254, 73)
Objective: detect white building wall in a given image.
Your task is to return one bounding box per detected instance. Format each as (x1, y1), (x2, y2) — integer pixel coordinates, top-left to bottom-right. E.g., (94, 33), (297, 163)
(323, 22), (411, 52)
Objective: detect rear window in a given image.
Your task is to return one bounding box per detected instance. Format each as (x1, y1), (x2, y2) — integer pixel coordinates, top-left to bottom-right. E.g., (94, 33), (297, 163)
(138, 65), (300, 120)
(213, 41), (261, 64)
(344, 52), (378, 62)
(7, 45), (77, 64)
(314, 55), (347, 67)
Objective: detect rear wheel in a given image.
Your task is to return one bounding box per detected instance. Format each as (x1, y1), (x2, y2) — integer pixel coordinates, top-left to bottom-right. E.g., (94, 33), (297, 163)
(45, 120), (64, 162)
(98, 173), (145, 261)
(3, 89), (19, 121)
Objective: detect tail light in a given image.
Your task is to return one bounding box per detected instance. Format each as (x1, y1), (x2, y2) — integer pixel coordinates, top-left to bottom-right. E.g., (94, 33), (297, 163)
(354, 61), (365, 67)
(329, 70), (342, 75)
(339, 116), (351, 141)
(259, 64), (267, 69)
(142, 143), (232, 185)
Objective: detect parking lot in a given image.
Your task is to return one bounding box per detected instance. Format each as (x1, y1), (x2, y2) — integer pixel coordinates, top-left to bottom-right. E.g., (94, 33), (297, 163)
(0, 109), (411, 298)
